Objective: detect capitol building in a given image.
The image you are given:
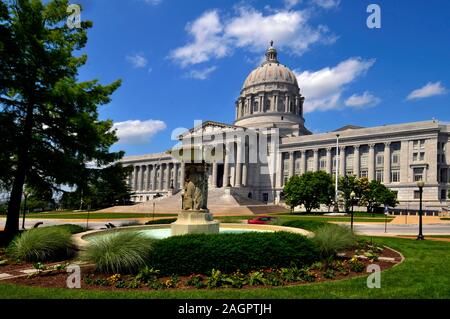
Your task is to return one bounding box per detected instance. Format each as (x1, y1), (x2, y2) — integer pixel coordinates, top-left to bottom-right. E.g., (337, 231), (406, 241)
(121, 43), (450, 212)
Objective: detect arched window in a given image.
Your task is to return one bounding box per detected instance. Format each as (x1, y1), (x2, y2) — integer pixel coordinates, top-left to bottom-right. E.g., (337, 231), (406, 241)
(290, 101), (293, 112)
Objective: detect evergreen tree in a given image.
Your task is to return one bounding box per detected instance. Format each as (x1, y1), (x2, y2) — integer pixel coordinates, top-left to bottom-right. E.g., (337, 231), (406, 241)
(0, 0), (122, 235)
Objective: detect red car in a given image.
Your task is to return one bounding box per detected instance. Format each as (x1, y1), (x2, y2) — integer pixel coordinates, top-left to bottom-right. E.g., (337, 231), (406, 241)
(247, 216), (277, 224)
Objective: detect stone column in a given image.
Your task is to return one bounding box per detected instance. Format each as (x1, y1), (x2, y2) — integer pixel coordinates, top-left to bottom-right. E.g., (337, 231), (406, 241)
(276, 151), (283, 188)
(384, 142), (391, 184)
(242, 163), (248, 187)
(146, 164), (152, 190)
(354, 145), (360, 177)
(173, 163), (178, 190)
(180, 162), (185, 188)
(285, 95), (289, 113)
(289, 151), (295, 178)
(235, 142), (243, 187)
(368, 144), (375, 181)
(313, 149), (319, 172)
(135, 166), (141, 191)
(223, 143), (231, 187)
(326, 148), (332, 174)
(165, 163), (171, 189)
(400, 140), (408, 183)
(300, 150), (306, 175)
(158, 165), (164, 190)
(339, 146), (346, 176)
(212, 161), (218, 188)
(151, 165), (156, 191)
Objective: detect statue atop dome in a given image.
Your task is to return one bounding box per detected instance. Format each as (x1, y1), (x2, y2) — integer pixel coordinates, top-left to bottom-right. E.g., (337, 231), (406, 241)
(264, 40), (278, 64)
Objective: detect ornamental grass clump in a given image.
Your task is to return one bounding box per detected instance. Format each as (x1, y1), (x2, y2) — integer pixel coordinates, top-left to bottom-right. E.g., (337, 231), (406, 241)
(7, 227), (74, 262)
(312, 224), (357, 261)
(82, 231), (155, 274)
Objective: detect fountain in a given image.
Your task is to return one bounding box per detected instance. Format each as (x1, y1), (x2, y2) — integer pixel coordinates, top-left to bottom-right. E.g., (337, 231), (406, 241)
(171, 162), (220, 235)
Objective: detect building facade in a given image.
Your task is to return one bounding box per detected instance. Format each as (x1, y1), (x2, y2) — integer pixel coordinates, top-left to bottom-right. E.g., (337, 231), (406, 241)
(122, 44), (450, 211)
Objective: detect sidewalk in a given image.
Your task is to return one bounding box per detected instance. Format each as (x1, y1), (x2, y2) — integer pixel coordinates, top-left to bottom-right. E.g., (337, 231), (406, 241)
(389, 215), (450, 225)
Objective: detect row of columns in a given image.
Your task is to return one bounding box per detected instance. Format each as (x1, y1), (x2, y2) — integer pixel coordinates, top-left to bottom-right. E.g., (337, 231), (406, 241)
(215, 141), (248, 188)
(131, 162), (183, 192)
(283, 142), (394, 184)
(236, 93), (302, 119)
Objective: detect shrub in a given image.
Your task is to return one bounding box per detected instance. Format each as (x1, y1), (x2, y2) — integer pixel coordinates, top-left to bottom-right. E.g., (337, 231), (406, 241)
(148, 232), (319, 276)
(281, 220), (328, 231)
(7, 227), (74, 262)
(312, 224), (357, 260)
(349, 257), (365, 272)
(82, 232), (155, 274)
(120, 220), (141, 227)
(145, 218), (177, 225)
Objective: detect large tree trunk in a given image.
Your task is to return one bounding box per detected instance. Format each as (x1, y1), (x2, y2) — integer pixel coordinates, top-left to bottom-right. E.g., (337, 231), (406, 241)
(5, 103), (33, 236)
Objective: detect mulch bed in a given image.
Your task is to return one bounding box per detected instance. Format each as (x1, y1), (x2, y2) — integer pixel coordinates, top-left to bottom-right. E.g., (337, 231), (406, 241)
(1, 247), (403, 291)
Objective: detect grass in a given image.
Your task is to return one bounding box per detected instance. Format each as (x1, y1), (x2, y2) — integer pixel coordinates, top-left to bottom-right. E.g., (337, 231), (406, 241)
(82, 231), (156, 274)
(0, 237), (449, 298)
(23, 213), (177, 220)
(6, 227), (74, 262)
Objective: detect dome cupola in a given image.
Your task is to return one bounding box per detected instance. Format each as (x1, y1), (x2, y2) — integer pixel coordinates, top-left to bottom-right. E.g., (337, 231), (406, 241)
(234, 42), (309, 137)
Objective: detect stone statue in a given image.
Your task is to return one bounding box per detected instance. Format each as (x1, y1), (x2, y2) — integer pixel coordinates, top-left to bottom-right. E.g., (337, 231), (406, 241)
(182, 163), (208, 211)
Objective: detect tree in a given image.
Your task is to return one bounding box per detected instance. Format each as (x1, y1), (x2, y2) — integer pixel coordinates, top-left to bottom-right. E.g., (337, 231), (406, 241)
(360, 180), (398, 213)
(61, 163), (133, 210)
(338, 175), (358, 213)
(0, 0), (122, 236)
(284, 171), (334, 214)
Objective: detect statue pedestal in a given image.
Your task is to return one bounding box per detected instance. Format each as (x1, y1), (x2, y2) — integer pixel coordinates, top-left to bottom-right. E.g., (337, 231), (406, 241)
(171, 211), (220, 236)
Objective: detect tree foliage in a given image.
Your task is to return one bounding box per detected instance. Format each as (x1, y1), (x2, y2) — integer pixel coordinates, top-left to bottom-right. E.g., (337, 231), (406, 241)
(0, 0), (122, 235)
(283, 171), (334, 213)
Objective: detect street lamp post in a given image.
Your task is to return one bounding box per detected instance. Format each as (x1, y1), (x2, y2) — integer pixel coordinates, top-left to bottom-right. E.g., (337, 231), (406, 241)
(350, 191), (356, 231)
(416, 180), (425, 240)
(333, 134), (340, 213)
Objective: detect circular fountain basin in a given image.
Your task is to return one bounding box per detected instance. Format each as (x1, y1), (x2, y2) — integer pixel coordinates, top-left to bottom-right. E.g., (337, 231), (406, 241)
(73, 223), (313, 249)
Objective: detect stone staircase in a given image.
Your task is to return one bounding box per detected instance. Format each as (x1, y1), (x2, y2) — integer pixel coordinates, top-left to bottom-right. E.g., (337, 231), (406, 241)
(98, 188), (288, 216)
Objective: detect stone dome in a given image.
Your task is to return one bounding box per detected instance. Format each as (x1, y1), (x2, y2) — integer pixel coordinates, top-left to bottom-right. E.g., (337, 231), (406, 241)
(234, 42), (309, 136)
(242, 42), (299, 90)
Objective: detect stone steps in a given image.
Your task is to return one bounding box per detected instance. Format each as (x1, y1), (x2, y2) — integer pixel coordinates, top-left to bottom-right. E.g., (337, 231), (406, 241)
(98, 188), (288, 215)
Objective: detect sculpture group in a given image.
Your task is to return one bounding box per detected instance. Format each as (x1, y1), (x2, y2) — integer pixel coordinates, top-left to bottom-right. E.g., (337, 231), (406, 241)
(182, 164), (208, 212)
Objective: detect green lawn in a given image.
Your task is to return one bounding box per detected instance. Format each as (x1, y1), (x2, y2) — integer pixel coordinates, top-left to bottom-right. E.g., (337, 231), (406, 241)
(1, 237), (449, 298)
(24, 213), (177, 220)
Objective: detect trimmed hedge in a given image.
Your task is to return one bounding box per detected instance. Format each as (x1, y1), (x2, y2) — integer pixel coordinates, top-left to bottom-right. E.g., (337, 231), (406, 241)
(51, 224), (86, 234)
(148, 232), (319, 276)
(145, 218), (177, 225)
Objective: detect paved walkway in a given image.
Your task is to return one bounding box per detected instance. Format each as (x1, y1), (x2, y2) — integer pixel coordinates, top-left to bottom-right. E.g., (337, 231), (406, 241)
(389, 215), (450, 225)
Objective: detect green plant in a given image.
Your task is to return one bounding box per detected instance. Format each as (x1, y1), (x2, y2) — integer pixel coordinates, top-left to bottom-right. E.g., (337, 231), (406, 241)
(281, 220), (328, 231)
(186, 274), (206, 289)
(135, 267), (161, 283)
(263, 269), (283, 286)
(221, 271), (247, 288)
(349, 257), (365, 273)
(280, 267), (302, 282)
(7, 227), (74, 262)
(107, 274), (121, 286)
(126, 279), (141, 289)
(115, 280), (127, 288)
(82, 232), (155, 274)
(312, 224), (357, 260)
(324, 268), (335, 279)
(298, 267), (317, 282)
(164, 275), (179, 288)
(248, 271), (265, 286)
(310, 261), (324, 271)
(148, 232), (319, 276)
(50, 224), (86, 234)
(206, 269), (224, 288)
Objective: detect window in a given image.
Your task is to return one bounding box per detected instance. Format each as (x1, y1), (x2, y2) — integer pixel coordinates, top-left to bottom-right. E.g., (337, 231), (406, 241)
(392, 153), (400, 165)
(376, 170), (384, 182)
(360, 170), (368, 178)
(346, 170), (354, 176)
(306, 156), (314, 172)
(253, 101), (259, 112)
(414, 191), (421, 199)
(320, 158), (327, 170)
(413, 167), (424, 182)
(346, 154), (354, 169)
(376, 154), (384, 167)
(420, 152), (425, 161)
(441, 189), (447, 200)
(413, 139), (425, 151)
(391, 170), (400, 183)
(360, 154), (368, 168)
(264, 99), (271, 112)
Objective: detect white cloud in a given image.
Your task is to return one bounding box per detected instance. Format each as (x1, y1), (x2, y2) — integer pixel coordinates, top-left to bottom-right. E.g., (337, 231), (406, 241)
(407, 81), (448, 100)
(126, 53), (148, 68)
(170, 7), (334, 67)
(169, 10), (229, 67)
(113, 120), (166, 144)
(185, 66), (218, 80)
(311, 0), (340, 9)
(295, 57), (375, 112)
(345, 91), (381, 108)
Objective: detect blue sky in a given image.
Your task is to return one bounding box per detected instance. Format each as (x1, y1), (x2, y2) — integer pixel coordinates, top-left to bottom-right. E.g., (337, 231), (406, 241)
(75, 0), (450, 156)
